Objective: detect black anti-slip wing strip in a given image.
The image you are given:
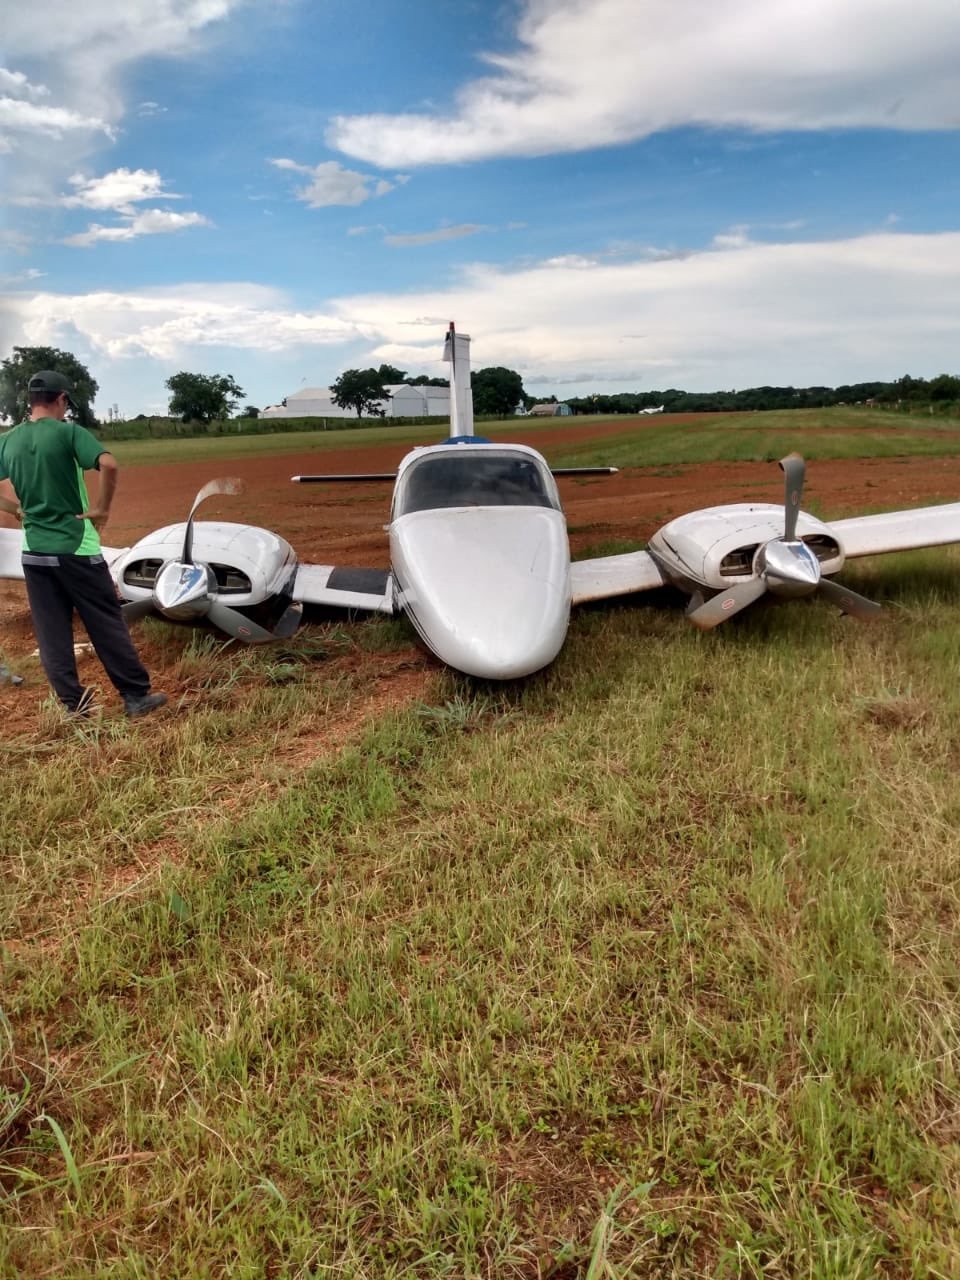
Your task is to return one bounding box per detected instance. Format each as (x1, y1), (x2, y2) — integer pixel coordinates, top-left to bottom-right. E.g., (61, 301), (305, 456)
(326, 567), (391, 594)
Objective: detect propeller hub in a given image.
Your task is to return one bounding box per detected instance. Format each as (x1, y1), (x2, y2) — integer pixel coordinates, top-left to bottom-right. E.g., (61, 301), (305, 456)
(757, 539), (821, 598)
(154, 560), (216, 618)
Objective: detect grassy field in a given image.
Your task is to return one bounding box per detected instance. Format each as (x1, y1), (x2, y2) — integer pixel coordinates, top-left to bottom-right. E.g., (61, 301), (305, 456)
(104, 406), (960, 470)
(2, 423), (960, 1276)
(548, 408), (960, 469)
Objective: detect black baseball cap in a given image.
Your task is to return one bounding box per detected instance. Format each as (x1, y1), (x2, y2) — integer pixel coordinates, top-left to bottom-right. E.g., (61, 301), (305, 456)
(28, 370), (77, 409)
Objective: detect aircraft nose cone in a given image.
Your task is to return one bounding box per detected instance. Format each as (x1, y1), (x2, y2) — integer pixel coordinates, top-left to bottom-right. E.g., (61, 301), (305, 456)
(392, 508), (571, 678)
(154, 560), (215, 617)
(446, 591), (568, 679)
(760, 539), (821, 597)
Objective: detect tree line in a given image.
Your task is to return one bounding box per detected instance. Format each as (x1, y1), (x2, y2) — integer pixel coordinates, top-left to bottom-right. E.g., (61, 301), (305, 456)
(3, 345), (960, 428)
(565, 374), (960, 416)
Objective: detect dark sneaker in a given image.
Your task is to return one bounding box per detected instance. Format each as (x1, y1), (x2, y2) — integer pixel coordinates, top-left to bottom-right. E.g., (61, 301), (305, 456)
(124, 691), (168, 719)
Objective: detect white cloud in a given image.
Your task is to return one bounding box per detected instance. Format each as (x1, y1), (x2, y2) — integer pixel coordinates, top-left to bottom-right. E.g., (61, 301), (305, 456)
(0, 284), (367, 360)
(711, 226), (754, 250)
(329, 0), (960, 166)
(270, 158), (402, 208)
(0, 229), (32, 254)
(0, 267), (45, 285)
(4, 231), (960, 395)
(0, 67), (49, 99)
(384, 224), (489, 247)
(540, 254), (599, 268)
(5, 1), (234, 56)
(63, 168), (181, 213)
(0, 96), (113, 140)
(1, 1), (244, 191)
(63, 209), (211, 247)
(325, 231), (960, 391)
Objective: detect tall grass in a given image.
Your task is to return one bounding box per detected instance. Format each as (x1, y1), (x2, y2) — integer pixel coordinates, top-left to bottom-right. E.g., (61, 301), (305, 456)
(2, 547), (960, 1275)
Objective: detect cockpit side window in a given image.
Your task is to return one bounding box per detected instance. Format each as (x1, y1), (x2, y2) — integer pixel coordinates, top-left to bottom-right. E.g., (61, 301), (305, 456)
(395, 454), (560, 515)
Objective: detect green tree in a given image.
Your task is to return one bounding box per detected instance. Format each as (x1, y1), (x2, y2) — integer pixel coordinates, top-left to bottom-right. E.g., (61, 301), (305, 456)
(330, 368), (392, 418)
(471, 366), (525, 417)
(927, 374), (960, 402)
(166, 372), (245, 423)
(893, 374), (925, 402)
(0, 345), (99, 428)
(241, 404), (261, 418)
(376, 363), (407, 384)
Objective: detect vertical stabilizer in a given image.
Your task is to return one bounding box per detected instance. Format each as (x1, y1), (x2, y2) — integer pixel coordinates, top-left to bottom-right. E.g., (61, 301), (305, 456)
(443, 321), (474, 438)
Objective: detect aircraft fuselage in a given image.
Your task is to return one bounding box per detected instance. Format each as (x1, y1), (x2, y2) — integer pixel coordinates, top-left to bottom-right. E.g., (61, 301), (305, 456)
(388, 442), (572, 679)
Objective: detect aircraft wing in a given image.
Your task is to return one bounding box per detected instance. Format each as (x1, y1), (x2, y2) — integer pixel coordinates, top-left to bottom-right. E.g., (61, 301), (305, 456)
(831, 502), (960, 559)
(1, 530), (129, 581)
(570, 548), (666, 604)
(293, 564), (395, 614)
(0, 528), (21, 579)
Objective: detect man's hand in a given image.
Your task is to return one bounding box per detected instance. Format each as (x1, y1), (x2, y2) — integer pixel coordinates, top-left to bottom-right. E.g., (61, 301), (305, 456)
(76, 507), (110, 533)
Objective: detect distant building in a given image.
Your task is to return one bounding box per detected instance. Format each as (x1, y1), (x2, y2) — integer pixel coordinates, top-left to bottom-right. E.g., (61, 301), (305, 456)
(261, 383), (451, 421)
(529, 402), (573, 417)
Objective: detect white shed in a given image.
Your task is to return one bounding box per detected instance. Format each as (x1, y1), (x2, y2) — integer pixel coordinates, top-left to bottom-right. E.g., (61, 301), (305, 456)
(261, 382), (451, 421)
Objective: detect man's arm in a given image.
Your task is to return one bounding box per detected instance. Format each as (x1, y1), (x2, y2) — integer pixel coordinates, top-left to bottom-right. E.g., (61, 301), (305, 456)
(76, 452), (118, 532)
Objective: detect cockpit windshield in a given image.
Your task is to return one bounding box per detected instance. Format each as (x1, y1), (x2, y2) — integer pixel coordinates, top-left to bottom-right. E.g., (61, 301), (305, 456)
(394, 451), (560, 516)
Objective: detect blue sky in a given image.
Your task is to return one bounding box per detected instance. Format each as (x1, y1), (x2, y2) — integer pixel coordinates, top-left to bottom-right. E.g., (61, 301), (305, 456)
(2, 0), (960, 417)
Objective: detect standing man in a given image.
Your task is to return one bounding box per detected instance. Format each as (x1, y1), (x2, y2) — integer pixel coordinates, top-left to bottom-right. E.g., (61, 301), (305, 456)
(0, 370), (167, 719)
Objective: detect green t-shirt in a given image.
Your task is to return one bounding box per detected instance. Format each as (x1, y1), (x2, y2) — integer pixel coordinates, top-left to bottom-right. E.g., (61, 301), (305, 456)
(0, 418), (106, 554)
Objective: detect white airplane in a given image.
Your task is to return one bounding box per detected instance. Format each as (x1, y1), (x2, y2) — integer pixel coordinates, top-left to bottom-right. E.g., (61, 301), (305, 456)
(2, 324), (959, 678)
(639, 404), (665, 415)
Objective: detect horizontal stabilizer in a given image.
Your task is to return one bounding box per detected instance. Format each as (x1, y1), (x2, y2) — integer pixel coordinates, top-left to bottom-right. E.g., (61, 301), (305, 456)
(293, 563), (394, 614)
(291, 473), (397, 483)
(570, 548), (666, 604)
(831, 502), (960, 558)
(552, 467), (618, 477)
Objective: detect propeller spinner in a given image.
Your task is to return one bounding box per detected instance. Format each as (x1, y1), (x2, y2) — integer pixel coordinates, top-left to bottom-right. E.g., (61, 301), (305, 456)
(122, 478), (302, 643)
(688, 453), (881, 630)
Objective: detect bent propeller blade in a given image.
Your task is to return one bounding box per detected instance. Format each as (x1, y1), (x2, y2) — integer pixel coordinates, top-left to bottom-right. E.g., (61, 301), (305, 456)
(207, 600), (277, 644)
(778, 450), (808, 540)
(779, 453), (805, 542)
(182, 477), (244, 564)
(687, 578), (767, 630)
(817, 577), (882, 620)
(122, 598), (155, 622)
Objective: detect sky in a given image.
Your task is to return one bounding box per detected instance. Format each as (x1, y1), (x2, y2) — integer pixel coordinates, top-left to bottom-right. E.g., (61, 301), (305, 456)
(1, 0), (960, 418)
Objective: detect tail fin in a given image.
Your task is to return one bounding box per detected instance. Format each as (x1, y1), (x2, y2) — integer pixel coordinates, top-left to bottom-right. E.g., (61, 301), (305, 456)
(443, 321), (474, 438)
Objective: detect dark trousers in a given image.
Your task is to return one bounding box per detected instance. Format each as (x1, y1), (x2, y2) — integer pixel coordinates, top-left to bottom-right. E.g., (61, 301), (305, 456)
(22, 553), (151, 711)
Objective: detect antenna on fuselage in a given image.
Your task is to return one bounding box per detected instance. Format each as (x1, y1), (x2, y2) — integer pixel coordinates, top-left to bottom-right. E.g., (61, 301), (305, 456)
(443, 321), (474, 440)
